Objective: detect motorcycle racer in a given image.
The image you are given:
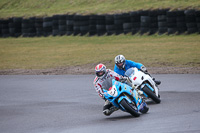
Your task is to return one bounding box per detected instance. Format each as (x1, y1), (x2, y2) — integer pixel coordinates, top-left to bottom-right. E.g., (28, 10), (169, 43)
(114, 55), (161, 85)
(93, 63), (148, 116)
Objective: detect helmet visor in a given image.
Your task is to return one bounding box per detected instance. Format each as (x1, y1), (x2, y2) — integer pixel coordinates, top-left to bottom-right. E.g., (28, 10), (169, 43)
(117, 62), (123, 67)
(96, 71), (105, 77)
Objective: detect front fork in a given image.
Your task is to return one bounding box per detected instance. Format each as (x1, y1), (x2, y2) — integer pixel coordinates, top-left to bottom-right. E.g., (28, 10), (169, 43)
(130, 89), (144, 110)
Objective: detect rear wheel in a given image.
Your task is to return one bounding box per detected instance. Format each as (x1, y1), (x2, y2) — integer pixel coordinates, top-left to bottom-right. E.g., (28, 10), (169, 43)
(143, 85), (161, 103)
(120, 99), (140, 117)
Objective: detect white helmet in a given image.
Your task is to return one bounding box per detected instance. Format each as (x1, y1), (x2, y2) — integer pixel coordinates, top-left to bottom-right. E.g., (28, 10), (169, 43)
(115, 55), (126, 69)
(95, 63), (107, 79)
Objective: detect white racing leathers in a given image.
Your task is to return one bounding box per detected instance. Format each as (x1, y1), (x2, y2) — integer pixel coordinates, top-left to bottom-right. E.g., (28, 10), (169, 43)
(93, 69), (121, 99)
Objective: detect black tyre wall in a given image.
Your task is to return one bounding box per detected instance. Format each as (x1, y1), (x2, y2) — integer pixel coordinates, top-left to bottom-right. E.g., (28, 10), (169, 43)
(29, 17), (36, 37)
(9, 17), (22, 37)
(149, 10), (158, 35)
(8, 18), (15, 37)
(196, 11), (200, 33)
(66, 15), (74, 35)
(1, 9), (200, 38)
(114, 14), (124, 35)
(122, 13), (131, 34)
(1, 19), (10, 37)
(106, 15), (115, 35)
(167, 11), (177, 34)
(22, 19), (30, 37)
(157, 9), (168, 34)
(185, 10), (198, 34)
(80, 15), (90, 36)
(176, 10), (187, 34)
(130, 11), (140, 34)
(35, 17), (43, 37)
(52, 15), (59, 36)
(73, 15), (81, 35)
(58, 15), (67, 36)
(96, 15), (106, 36)
(43, 17), (53, 36)
(139, 10), (151, 34)
(89, 15), (97, 36)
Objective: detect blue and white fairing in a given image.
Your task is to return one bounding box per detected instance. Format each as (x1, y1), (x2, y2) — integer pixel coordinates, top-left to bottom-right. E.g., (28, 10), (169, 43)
(103, 78), (143, 112)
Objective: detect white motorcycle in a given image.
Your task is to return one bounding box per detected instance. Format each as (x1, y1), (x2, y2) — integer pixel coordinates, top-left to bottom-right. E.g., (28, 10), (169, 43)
(124, 67), (161, 103)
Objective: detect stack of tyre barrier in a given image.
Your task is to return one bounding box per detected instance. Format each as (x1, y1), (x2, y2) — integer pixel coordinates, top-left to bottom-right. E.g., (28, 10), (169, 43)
(52, 15), (59, 36)
(122, 13), (132, 34)
(43, 17), (53, 36)
(89, 15), (97, 36)
(158, 9), (168, 34)
(185, 10), (198, 34)
(0, 9), (200, 38)
(22, 18), (30, 37)
(105, 15), (115, 35)
(9, 17), (22, 37)
(96, 15), (106, 36)
(66, 15), (74, 35)
(176, 10), (187, 34)
(149, 10), (158, 35)
(130, 11), (140, 34)
(35, 17), (43, 37)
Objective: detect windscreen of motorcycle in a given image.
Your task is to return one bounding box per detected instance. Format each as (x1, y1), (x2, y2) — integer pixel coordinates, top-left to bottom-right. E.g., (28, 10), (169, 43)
(125, 68), (135, 77)
(102, 77), (115, 90)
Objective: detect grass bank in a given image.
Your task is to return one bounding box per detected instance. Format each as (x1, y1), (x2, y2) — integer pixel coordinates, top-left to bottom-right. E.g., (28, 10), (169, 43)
(0, 0), (200, 18)
(0, 34), (199, 70)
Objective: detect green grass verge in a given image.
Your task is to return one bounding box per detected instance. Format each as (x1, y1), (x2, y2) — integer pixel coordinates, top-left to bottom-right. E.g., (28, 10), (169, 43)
(0, 0), (200, 18)
(0, 34), (199, 70)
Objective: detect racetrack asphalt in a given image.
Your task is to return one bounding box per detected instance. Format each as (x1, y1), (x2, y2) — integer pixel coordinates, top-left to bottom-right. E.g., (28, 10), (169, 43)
(0, 74), (200, 133)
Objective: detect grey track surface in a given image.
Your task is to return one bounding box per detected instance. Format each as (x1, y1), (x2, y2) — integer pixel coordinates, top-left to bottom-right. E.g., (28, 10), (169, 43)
(0, 74), (200, 133)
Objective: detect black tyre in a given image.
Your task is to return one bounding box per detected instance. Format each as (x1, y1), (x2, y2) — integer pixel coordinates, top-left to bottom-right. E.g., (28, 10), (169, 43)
(141, 16), (150, 23)
(187, 28), (198, 34)
(123, 23), (132, 29)
(142, 85), (161, 103)
(132, 28), (140, 34)
(106, 25), (115, 31)
(120, 99), (140, 117)
(158, 15), (167, 22)
(158, 27), (167, 34)
(158, 22), (167, 27)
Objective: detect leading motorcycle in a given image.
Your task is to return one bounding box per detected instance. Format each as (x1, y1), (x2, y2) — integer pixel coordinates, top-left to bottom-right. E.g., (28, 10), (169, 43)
(102, 77), (149, 117)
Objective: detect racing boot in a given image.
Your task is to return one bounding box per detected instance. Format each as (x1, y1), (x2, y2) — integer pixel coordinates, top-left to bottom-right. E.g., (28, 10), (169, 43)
(153, 78), (161, 85)
(103, 100), (118, 116)
(145, 71), (161, 86)
(139, 99), (149, 114)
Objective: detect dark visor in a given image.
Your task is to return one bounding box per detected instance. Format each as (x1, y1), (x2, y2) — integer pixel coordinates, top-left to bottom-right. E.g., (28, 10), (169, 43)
(96, 71), (105, 77)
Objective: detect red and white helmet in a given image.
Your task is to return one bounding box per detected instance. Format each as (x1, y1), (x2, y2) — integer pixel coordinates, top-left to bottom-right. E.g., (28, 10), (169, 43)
(95, 63), (107, 79)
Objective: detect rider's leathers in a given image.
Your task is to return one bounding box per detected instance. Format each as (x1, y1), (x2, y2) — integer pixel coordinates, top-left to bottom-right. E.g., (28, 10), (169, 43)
(114, 60), (143, 76)
(93, 69), (121, 99)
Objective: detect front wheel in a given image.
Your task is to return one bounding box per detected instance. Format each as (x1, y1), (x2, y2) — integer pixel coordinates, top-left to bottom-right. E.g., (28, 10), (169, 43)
(143, 85), (161, 103)
(120, 99), (140, 117)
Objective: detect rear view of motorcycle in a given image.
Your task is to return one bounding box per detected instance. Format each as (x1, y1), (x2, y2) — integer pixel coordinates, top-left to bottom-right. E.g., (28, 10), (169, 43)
(102, 77), (149, 117)
(124, 67), (161, 103)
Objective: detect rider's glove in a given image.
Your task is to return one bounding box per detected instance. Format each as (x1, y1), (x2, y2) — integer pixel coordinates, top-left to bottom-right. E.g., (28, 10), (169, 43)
(120, 76), (128, 83)
(102, 94), (106, 100)
(140, 65), (147, 73)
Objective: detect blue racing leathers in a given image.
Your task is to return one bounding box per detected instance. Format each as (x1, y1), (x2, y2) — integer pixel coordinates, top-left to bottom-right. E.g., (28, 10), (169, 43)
(114, 60), (143, 76)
